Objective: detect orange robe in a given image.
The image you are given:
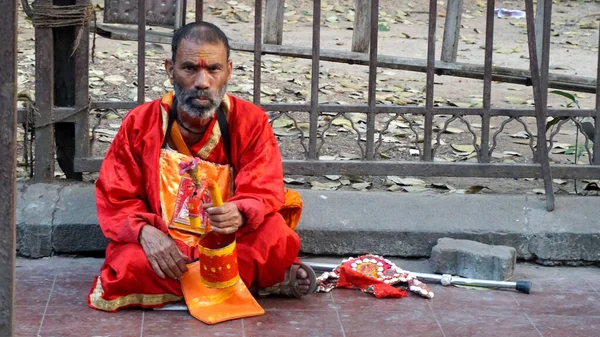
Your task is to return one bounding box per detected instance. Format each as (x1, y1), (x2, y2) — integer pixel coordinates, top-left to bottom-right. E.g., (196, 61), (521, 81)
(88, 94), (301, 312)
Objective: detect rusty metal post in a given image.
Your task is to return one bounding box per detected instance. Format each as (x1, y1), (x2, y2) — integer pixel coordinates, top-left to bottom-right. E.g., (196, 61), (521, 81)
(365, 0), (379, 160)
(0, 0), (18, 334)
(195, 0), (203, 22)
(594, 27), (600, 165)
(308, 0), (321, 160)
(34, 0), (55, 182)
(525, 0), (554, 211)
(175, 0), (184, 29)
(253, 0), (263, 106)
(423, 0), (437, 161)
(138, 0), (146, 105)
(74, 0), (90, 172)
(480, 0), (495, 162)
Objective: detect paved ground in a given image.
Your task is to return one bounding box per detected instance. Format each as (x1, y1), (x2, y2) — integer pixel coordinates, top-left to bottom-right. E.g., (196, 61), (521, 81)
(14, 257), (600, 337)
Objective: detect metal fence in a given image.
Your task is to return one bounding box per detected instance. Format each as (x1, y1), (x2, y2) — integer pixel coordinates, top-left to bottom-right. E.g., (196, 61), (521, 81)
(23, 0), (600, 212)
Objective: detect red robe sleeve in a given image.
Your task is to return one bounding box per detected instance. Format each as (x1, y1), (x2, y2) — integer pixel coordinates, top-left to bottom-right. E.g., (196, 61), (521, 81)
(95, 104), (167, 243)
(227, 102), (285, 235)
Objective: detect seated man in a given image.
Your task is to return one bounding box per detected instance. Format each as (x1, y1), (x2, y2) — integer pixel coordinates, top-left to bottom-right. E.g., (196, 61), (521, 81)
(88, 21), (316, 312)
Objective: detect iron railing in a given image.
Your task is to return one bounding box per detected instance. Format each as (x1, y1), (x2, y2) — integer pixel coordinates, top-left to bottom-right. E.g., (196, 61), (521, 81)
(24, 0), (600, 212)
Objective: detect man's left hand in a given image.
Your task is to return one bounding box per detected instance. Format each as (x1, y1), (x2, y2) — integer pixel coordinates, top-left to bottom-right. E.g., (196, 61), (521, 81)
(204, 202), (244, 234)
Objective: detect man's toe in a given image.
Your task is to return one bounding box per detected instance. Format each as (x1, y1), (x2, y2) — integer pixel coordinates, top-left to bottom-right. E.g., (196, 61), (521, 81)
(297, 267), (308, 279)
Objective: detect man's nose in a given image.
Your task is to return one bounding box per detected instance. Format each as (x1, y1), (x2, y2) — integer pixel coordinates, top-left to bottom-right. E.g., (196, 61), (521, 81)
(194, 70), (209, 90)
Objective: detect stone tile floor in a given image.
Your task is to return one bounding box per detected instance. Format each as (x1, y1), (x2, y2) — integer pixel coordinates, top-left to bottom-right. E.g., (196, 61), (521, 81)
(14, 257), (600, 337)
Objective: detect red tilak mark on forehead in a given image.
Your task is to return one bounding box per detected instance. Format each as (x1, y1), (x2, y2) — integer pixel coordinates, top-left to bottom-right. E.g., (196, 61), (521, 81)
(196, 59), (208, 68)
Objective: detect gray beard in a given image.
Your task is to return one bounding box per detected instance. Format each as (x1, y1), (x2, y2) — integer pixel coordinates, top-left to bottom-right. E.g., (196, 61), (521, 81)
(173, 81), (227, 119)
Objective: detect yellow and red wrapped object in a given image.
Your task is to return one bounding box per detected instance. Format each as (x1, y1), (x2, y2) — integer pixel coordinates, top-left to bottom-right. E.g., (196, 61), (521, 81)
(177, 158), (264, 325)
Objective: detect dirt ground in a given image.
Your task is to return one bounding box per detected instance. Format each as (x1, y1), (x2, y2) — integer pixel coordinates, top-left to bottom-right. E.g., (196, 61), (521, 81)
(15, 0), (600, 195)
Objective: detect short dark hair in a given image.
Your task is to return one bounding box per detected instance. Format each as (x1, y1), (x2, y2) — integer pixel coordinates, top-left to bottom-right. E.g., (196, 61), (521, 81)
(171, 21), (231, 62)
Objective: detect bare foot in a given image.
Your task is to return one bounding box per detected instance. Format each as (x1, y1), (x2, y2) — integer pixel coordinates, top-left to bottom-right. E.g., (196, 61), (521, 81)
(295, 266), (311, 294)
(258, 264), (315, 298)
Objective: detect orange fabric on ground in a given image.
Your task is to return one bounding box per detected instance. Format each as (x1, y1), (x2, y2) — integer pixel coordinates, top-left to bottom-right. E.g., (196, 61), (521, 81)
(89, 93), (302, 311)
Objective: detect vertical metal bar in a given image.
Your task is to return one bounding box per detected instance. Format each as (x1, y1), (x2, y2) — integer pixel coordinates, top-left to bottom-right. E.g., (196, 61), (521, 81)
(365, 0), (379, 160)
(423, 0), (437, 161)
(441, 0), (463, 63)
(539, 0), (554, 211)
(34, 0), (55, 182)
(253, 0), (263, 106)
(0, 1), (17, 334)
(175, 0), (184, 29)
(138, 0), (146, 105)
(308, 0), (321, 160)
(480, 0), (495, 162)
(182, 0), (187, 26)
(74, 0), (90, 165)
(593, 27), (600, 165)
(534, 0), (545, 70)
(525, 0), (554, 211)
(196, 0), (203, 22)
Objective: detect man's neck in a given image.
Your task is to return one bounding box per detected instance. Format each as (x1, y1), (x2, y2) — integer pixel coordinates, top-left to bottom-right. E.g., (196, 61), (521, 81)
(177, 108), (212, 134)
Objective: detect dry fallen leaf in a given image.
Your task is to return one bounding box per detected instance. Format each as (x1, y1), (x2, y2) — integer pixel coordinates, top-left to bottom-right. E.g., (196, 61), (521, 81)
(402, 186), (428, 193)
(94, 129), (119, 136)
(284, 177), (305, 185)
(104, 75), (126, 86)
(387, 176), (426, 186)
(451, 144), (475, 153)
(503, 151), (523, 157)
(428, 183), (453, 190)
(352, 182), (371, 190)
(465, 185), (487, 194)
(510, 131), (531, 139)
(310, 181), (341, 191)
(272, 119), (294, 128)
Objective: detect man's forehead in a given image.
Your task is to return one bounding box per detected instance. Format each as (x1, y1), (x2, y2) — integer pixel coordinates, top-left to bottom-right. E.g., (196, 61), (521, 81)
(177, 39), (226, 59)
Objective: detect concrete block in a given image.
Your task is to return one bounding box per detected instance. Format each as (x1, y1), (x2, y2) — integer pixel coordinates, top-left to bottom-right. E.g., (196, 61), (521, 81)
(17, 183), (61, 226)
(429, 238), (516, 281)
(525, 197), (600, 263)
(53, 184), (105, 253)
(52, 224), (108, 253)
(16, 183), (61, 258)
(53, 184), (98, 227)
(16, 223), (53, 258)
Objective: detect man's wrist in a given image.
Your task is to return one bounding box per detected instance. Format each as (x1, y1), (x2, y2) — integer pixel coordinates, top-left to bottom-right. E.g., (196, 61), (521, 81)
(138, 224), (149, 242)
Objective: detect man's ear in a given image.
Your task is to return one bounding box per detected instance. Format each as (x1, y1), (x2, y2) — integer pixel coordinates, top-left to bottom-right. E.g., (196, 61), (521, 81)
(227, 59), (233, 82)
(165, 58), (175, 84)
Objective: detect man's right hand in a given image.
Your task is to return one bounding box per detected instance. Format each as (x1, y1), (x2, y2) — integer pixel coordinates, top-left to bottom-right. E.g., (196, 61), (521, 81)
(139, 225), (188, 280)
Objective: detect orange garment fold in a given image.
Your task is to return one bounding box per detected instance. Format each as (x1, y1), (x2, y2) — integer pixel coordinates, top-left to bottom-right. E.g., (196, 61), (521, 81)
(281, 189), (303, 231)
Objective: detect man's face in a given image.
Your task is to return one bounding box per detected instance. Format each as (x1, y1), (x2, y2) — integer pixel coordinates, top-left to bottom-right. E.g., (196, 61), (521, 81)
(166, 38), (232, 119)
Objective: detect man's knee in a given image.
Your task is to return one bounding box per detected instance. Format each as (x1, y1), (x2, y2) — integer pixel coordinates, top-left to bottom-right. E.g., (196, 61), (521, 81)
(235, 213), (300, 288)
(106, 242), (153, 276)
